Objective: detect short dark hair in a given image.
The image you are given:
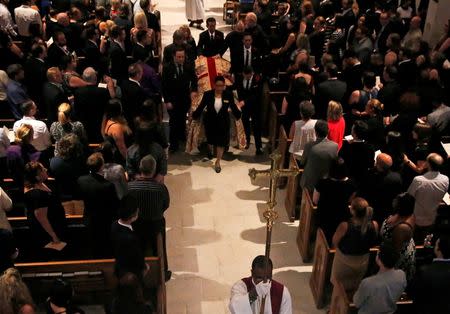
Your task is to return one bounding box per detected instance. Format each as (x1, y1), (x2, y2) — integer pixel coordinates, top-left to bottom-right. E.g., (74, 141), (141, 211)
(110, 25), (124, 39)
(206, 17), (216, 25)
(85, 27), (97, 40)
(352, 120), (368, 140)
(385, 65), (398, 79)
(392, 193), (415, 217)
(243, 66), (253, 74)
(363, 72), (376, 89)
(86, 152), (104, 173)
(438, 235), (450, 259)
(215, 75), (225, 83)
(49, 279), (74, 308)
(105, 99), (123, 119)
(31, 43), (44, 58)
(378, 241), (399, 268)
(119, 3), (130, 17)
(128, 63), (142, 78)
(299, 100), (315, 119)
(173, 46), (185, 56)
(6, 64), (23, 79)
(118, 194), (139, 220)
(251, 255), (273, 270)
(325, 63), (338, 77)
(140, 0), (150, 9)
(136, 29), (147, 43)
(139, 154), (156, 176)
(315, 120), (329, 138)
(20, 100), (34, 115)
(343, 49), (357, 60)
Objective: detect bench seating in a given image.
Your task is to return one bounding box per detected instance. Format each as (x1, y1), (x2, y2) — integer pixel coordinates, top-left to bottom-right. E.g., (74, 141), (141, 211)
(284, 154), (301, 222)
(16, 234), (167, 314)
(296, 188), (315, 262)
(267, 91), (288, 152)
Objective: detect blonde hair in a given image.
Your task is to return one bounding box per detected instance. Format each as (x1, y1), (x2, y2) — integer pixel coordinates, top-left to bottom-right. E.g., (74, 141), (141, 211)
(134, 12), (147, 29)
(327, 101), (343, 122)
(15, 124), (33, 145)
(57, 103), (72, 125)
(351, 197), (373, 235)
(0, 268), (34, 314)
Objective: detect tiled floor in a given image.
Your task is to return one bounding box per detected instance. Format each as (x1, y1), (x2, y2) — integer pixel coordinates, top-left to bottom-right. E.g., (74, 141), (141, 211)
(160, 1), (325, 313)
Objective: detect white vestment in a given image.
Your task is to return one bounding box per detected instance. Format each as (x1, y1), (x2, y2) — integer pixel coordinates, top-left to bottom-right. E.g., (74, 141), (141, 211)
(185, 0), (205, 21)
(229, 280), (293, 314)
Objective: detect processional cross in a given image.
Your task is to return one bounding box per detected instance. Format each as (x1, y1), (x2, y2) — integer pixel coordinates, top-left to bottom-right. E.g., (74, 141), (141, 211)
(248, 150), (302, 313)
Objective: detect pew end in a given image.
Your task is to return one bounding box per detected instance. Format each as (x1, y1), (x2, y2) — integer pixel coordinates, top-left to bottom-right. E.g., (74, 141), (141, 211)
(297, 188), (316, 262)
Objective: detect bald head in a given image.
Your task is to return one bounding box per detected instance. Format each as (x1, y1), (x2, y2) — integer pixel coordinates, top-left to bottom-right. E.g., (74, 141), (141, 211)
(410, 16), (421, 30)
(376, 153), (393, 172)
(427, 153), (444, 171)
(384, 51), (397, 66)
(245, 12), (257, 28)
(57, 13), (70, 27)
(82, 67), (97, 84)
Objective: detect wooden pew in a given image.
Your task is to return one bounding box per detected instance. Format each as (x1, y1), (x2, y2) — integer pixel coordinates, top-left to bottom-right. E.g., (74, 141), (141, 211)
(296, 188), (316, 262)
(284, 154), (301, 222)
(310, 227), (425, 309)
(16, 234), (167, 314)
(267, 91), (288, 152)
(8, 214), (84, 228)
(329, 279), (413, 314)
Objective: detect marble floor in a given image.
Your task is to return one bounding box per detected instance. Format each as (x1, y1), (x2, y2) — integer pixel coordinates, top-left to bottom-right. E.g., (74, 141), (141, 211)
(159, 1), (324, 313)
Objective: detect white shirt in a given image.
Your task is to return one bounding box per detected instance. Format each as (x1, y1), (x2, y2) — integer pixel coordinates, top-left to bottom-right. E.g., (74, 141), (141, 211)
(118, 220), (133, 231)
(407, 171), (449, 226)
(0, 3), (16, 36)
(13, 116), (51, 151)
(289, 119), (317, 155)
(129, 78), (141, 87)
(229, 279), (292, 314)
(214, 97), (222, 113)
(14, 5), (41, 37)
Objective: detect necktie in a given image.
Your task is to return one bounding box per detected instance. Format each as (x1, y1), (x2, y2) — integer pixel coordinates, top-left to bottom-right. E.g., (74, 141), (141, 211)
(246, 79), (250, 90)
(245, 49), (250, 67)
(177, 64), (183, 76)
(210, 33), (214, 41)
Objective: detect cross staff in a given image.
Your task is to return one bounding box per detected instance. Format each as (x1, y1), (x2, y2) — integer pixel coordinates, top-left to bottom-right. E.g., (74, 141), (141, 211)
(248, 150), (302, 313)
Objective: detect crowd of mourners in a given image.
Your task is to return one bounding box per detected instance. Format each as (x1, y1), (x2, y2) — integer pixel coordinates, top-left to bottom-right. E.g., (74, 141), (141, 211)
(0, 0), (449, 313)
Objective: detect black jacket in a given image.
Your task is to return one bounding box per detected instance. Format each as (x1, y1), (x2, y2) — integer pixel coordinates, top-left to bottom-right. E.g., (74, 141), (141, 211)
(42, 82), (69, 123)
(197, 30), (226, 57)
(120, 79), (148, 124)
(24, 57), (47, 107)
(315, 79), (347, 119)
(108, 41), (129, 81)
(47, 43), (70, 68)
(161, 62), (198, 106)
(230, 45), (262, 75)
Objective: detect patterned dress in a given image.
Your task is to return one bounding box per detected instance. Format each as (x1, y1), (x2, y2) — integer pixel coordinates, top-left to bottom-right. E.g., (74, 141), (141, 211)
(380, 219), (416, 281)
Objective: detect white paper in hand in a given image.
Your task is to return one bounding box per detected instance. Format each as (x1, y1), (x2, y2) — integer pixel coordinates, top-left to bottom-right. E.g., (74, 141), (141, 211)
(44, 241), (67, 251)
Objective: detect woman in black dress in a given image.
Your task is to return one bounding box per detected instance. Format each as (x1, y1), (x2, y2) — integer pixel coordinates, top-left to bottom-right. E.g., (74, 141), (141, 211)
(192, 76), (241, 173)
(23, 161), (67, 253)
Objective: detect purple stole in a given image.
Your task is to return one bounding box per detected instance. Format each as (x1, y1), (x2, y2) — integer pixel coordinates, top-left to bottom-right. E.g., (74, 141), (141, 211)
(241, 277), (284, 314)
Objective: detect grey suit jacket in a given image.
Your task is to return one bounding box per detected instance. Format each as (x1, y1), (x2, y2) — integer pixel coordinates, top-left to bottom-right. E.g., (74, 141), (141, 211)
(300, 138), (338, 190)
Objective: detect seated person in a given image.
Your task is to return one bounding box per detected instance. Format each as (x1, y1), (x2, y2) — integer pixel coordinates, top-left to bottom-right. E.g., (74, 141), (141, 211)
(0, 229), (18, 273)
(0, 268), (35, 314)
(45, 279), (85, 314)
(353, 241), (407, 314)
(288, 100), (316, 157)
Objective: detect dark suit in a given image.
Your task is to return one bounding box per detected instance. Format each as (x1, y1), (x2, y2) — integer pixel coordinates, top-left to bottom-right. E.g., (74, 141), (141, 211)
(120, 79), (147, 125)
(108, 41), (128, 81)
(309, 30), (326, 60)
(78, 173), (119, 257)
(378, 80), (402, 116)
(83, 40), (104, 73)
(374, 23), (393, 54)
(398, 59), (417, 90)
(224, 30), (244, 59)
(197, 30), (226, 57)
(47, 43), (70, 68)
(192, 89), (241, 147)
(230, 45), (261, 75)
(339, 140), (375, 184)
(24, 57), (47, 110)
(162, 42), (196, 66)
(132, 43), (152, 63)
(300, 138), (338, 190)
(161, 62), (198, 150)
(74, 85), (110, 142)
(343, 63), (363, 95)
(315, 78), (347, 119)
(410, 259), (450, 314)
(42, 82), (69, 123)
(235, 74), (263, 149)
(111, 221), (146, 279)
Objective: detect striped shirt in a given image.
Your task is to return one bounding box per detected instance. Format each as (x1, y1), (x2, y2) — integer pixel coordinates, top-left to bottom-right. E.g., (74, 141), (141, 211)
(128, 179), (170, 221)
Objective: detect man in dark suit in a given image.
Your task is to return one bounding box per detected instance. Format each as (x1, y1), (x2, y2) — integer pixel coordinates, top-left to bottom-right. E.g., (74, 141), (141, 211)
(244, 12), (269, 54)
(120, 63), (148, 125)
(342, 49), (363, 95)
(374, 12), (393, 54)
(24, 43), (47, 113)
(235, 66), (263, 154)
(397, 48), (418, 91)
(78, 153), (119, 257)
(108, 25), (129, 82)
(231, 33), (261, 76)
(47, 31), (71, 68)
(111, 194), (146, 280)
(83, 27), (104, 74)
(74, 68), (111, 142)
(224, 20), (245, 61)
(163, 30), (196, 66)
(197, 17), (226, 57)
(378, 65), (402, 118)
(161, 47), (198, 152)
(42, 67), (69, 123)
(410, 235), (450, 314)
(300, 120), (338, 190)
(132, 29), (153, 64)
(315, 63), (347, 119)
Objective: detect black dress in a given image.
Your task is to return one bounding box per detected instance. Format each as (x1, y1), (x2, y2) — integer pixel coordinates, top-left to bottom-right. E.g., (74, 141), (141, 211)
(192, 90), (241, 147)
(24, 189), (67, 247)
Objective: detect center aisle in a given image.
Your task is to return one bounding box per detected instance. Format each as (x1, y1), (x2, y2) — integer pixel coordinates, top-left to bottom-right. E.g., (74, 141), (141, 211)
(160, 1), (324, 313)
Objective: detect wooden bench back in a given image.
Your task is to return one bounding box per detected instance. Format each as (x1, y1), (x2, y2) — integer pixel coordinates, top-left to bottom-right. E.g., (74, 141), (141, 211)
(310, 228), (333, 308)
(297, 188), (316, 262)
(267, 91), (288, 152)
(284, 154), (300, 222)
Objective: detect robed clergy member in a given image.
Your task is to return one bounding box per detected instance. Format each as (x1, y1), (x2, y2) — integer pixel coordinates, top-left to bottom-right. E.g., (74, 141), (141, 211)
(229, 256), (292, 314)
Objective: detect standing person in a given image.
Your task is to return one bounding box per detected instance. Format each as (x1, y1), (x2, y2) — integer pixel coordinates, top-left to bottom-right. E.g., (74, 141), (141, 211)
(186, 0), (205, 30)
(197, 17), (225, 57)
(353, 241), (407, 314)
(192, 76), (242, 173)
(229, 255), (292, 314)
(128, 155), (171, 281)
(327, 101), (345, 151)
(161, 47), (198, 153)
(235, 66), (263, 155)
(0, 268), (35, 314)
(78, 153), (119, 257)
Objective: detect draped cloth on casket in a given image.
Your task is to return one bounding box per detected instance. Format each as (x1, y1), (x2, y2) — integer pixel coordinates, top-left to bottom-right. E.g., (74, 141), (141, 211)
(186, 56), (246, 153)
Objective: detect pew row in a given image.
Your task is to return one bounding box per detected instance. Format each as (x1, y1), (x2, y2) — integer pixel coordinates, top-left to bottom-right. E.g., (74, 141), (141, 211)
(296, 188), (315, 262)
(267, 91), (288, 152)
(16, 234), (167, 314)
(284, 154), (301, 222)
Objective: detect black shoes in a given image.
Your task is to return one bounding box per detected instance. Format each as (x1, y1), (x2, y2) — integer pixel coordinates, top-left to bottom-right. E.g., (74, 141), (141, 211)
(207, 151), (213, 160)
(255, 148), (263, 155)
(165, 270), (172, 282)
(196, 25), (205, 30)
(189, 21), (194, 27)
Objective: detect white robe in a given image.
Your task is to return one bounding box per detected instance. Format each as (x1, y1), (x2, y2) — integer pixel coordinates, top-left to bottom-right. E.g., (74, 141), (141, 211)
(185, 0), (205, 21)
(229, 280), (293, 314)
